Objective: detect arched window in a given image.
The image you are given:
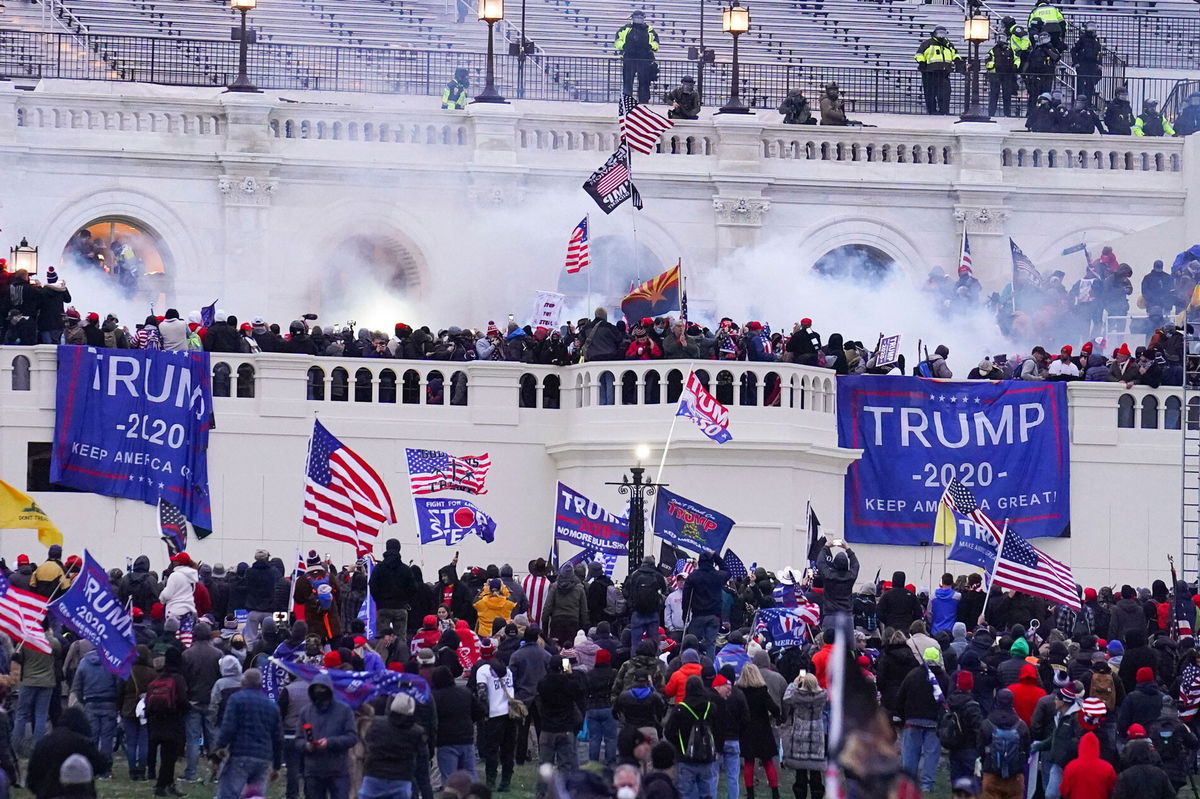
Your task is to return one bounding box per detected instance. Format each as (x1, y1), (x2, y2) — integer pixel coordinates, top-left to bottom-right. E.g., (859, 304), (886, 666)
(379, 369), (397, 404)
(694, 369), (710, 393)
(644, 370), (661, 405)
(575, 374), (586, 409)
(307, 366), (325, 401)
(543, 375), (561, 409)
(666, 369), (684, 403)
(426, 370), (445, 405)
(354, 368), (373, 403)
(1140, 394), (1159, 429)
(739, 371), (758, 406)
(236, 363), (255, 398)
(1117, 393), (1135, 428)
(715, 370), (735, 406)
(402, 369), (420, 404)
(212, 362), (231, 398)
(765, 371), (781, 407)
(519, 374), (538, 408)
(1165, 395), (1182, 430)
(450, 370), (468, 406)
(813, 244), (895, 280)
(10, 355), (30, 391)
(323, 234), (423, 314)
(598, 370), (615, 406)
(61, 216), (173, 300)
(330, 367), (349, 402)
(621, 370), (639, 406)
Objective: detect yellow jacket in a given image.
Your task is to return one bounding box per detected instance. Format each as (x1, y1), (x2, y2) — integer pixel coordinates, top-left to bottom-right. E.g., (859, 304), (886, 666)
(915, 37), (960, 71)
(29, 560), (65, 598)
(474, 593), (516, 636)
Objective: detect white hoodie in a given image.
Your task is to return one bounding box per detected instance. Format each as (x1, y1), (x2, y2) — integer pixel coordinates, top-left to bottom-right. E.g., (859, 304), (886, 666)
(160, 565), (198, 618)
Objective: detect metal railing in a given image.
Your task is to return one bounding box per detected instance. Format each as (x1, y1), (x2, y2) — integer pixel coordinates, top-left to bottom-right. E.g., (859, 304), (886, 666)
(0, 29), (1191, 116)
(1064, 10), (1200, 70)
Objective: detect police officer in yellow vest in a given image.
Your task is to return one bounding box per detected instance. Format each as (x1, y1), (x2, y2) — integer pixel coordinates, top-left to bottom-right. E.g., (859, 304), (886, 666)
(441, 67), (470, 110)
(1028, 0), (1067, 49)
(914, 26), (961, 115)
(615, 10), (660, 104)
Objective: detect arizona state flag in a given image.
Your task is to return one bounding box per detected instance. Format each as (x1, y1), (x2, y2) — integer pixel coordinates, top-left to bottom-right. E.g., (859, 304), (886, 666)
(621, 261), (681, 320)
(0, 479), (63, 547)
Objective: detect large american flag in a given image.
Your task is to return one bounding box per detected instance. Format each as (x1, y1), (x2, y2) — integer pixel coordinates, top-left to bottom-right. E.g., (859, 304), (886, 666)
(0, 573), (51, 654)
(993, 527), (1079, 609)
(959, 233), (973, 273)
(303, 420), (397, 557)
(1010, 238), (1042, 286)
(564, 216), (591, 274)
(941, 479), (1002, 538)
(723, 549), (749, 581)
(405, 448), (491, 496)
(618, 95), (674, 155)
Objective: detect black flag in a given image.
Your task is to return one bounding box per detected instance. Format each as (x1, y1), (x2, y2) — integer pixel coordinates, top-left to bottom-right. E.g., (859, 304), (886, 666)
(806, 505), (824, 564)
(583, 143), (641, 214)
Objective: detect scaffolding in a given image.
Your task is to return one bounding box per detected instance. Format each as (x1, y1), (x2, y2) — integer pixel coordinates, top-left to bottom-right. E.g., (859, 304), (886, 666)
(1184, 328), (1200, 580)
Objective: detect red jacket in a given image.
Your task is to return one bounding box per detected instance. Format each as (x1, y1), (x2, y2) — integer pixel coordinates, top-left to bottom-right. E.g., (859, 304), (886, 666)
(1059, 732), (1116, 799)
(1007, 663), (1047, 726)
(812, 644), (835, 689)
(664, 663), (702, 703)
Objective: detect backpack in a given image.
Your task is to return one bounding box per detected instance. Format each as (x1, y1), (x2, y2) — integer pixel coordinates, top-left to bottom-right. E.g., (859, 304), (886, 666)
(629, 573), (662, 615)
(989, 726), (1023, 778)
(917, 360), (934, 378)
(937, 705), (966, 749)
(1088, 671), (1117, 713)
(1070, 606), (1094, 639)
(605, 584), (628, 617)
(215, 685), (240, 727)
(145, 675), (179, 715)
(103, 329), (118, 349)
(679, 702), (716, 763)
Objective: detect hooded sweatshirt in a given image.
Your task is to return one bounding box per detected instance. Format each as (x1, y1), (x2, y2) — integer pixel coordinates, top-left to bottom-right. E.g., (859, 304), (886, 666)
(160, 564), (198, 618)
(1008, 663), (1047, 726)
(298, 674), (358, 776)
(930, 586), (961, 634)
(1059, 731), (1117, 799)
(949, 622), (969, 658)
(209, 654), (244, 725)
(542, 564), (588, 630)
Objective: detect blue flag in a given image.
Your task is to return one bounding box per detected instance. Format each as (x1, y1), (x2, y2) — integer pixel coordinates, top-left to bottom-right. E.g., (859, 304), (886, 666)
(200, 300), (218, 329)
(755, 606), (819, 649)
(269, 658), (431, 708)
(414, 497), (496, 545)
(357, 556), (376, 638)
(948, 517), (1001, 572)
(723, 549), (748, 581)
(48, 550), (136, 679)
(654, 487), (735, 555)
(51, 346), (214, 532)
(553, 482), (629, 555)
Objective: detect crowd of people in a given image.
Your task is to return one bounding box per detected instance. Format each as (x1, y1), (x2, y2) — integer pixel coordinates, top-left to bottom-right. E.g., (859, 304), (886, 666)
(4, 536), (1200, 799)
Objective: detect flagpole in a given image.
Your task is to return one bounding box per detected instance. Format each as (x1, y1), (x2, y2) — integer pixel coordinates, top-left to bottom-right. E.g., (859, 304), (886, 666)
(978, 518), (1009, 626)
(628, 150), (641, 283)
(653, 359), (696, 488)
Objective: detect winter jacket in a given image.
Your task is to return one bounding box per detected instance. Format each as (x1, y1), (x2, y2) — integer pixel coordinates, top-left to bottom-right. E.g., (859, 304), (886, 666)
(1117, 640), (1160, 694)
(1109, 598), (1146, 641)
(929, 587), (961, 634)
(584, 318), (623, 361)
(739, 684), (782, 759)
(209, 655), (244, 726)
(433, 679), (482, 746)
(624, 564), (667, 616)
(160, 565), (198, 618)
(876, 642), (918, 715)
(615, 685), (668, 731)
(370, 551), (416, 610)
(509, 642), (552, 703)
(119, 557), (160, 614)
(26, 707), (107, 799)
(215, 686), (284, 767)
(946, 689), (984, 752)
(158, 317), (188, 351)
(682, 557), (729, 619)
(362, 711), (426, 782)
(536, 670), (585, 733)
(298, 676), (358, 776)
(182, 639), (223, 705)
(977, 693), (1030, 775)
(585, 664), (617, 709)
(896, 663), (949, 724)
(242, 560), (277, 613)
(664, 697), (720, 764)
(877, 585), (923, 631)
(781, 685), (827, 770)
(1007, 663), (1047, 726)
(815, 547), (859, 615)
(474, 592), (516, 637)
(1113, 744), (1177, 799)
(613, 653), (667, 702)
(542, 565), (588, 631)
(586, 573), (614, 627)
(1059, 731), (1116, 799)
(71, 650), (120, 705)
(664, 663), (703, 703)
(1116, 680), (1164, 734)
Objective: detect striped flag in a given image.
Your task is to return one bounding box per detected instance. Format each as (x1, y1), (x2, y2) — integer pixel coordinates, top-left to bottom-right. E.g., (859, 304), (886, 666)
(177, 612), (195, 648)
(0, 573), (51, 654)
(302, 420), (398, 557)
(158, 498), (188, 557)
(959, 233), (973, 273)
(618, 94), (674, 155)
(993, 527), (1080, 609)
(582, 144), (641, 215)
(405, 448), (490, 496)
(1179, 662), (1200, 722)
(674, 558), (696, 576)
(935, 479), (1002, 545)
(522, 571), (551, 624)
(564, 216), (591, 274)
(1010, 238), (1041, 286)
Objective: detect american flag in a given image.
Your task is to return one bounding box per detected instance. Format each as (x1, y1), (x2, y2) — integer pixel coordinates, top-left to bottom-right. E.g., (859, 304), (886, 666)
(405, 448), (491, 496)
(303, 420), (397, 557)
(723, 549), (748, 581)
(1010, 238), (1042, 286)
(158, 497), (187, 557)
(940, 479), (1002, 538)
(596, 154), (631, 196)
(993, 527), (1080, 609)
(1179, 662), (1200, 722)
(177, 612), (195, 648)
(674, 558), (696, 576)
(618, 94), (674, 155)
(564, 216), (591, 274)
(0, 573), (51, 654)
(522, 571), (551, 625)
(959, 233), (973, 273)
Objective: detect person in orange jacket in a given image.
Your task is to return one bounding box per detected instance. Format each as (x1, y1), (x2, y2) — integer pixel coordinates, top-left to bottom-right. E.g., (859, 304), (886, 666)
(664, 649), (703, 703)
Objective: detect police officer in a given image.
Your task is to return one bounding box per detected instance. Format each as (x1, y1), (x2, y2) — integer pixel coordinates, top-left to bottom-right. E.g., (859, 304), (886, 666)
(663, 76), (700, 119)
(1023, 32), (1060, 114)
(914, 26), (961, 115)
(1028, 0), (1067, 49)
(1102, 87), (1134, 135)
(1026, 92), (1055, 132)
(1065, 96), (1105, 134)
(615, 10), (659, 104)
(441, 67), (470, 110)
(1134, 99), (1176, 137)
(985, 33), (1021, 117)
(1175, 92), (1200, 136)
(1071, 22), (1103, 99)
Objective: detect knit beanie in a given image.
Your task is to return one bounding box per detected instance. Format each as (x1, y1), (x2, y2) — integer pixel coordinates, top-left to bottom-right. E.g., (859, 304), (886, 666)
(1010, 638), (1030, 657)
(1136, 666), (1155, 684)
(956, 671), (974, 691)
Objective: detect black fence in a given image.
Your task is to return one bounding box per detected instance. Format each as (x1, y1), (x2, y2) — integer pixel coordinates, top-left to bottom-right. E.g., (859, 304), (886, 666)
(0, 29), (1190, 117)
(1064, 10), (1200, 70)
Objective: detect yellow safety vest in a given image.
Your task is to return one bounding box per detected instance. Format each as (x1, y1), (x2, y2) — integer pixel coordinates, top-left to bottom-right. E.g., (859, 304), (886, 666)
(1028, 5), (1065, 27)
(915, 39), (959, 69)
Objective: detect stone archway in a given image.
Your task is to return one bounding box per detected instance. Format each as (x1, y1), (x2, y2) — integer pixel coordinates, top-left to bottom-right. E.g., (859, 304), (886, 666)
(61, 215), (175, 300)
(315, 232), (426, 327)
(812, 244), (896, 281)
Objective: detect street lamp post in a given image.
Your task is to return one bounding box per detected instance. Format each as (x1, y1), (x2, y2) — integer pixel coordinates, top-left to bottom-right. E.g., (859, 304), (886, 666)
(227, 0), (260, 93)
(9, 237), (39, 276)
(474, 0), (509, 104)
(607, 446), (665, 567)
(718, 0), (751, 114)
(959, 0), (992, 122)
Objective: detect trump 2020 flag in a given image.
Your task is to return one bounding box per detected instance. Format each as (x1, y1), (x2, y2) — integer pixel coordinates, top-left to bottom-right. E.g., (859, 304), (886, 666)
(554, 482), (629, 555)
(48, 550), (136, 678)
(653, 487), (735, 555)
(676, 371), (732, 443)
(414, 497), (496, 545)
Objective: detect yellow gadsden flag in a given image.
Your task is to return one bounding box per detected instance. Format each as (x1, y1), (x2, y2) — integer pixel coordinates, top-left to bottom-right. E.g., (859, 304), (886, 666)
(933, 497), (957, 547)
(0, 480), (63, 547)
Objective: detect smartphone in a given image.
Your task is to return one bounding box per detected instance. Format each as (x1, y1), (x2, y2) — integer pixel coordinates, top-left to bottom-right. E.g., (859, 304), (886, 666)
(561, 657), (571, 673)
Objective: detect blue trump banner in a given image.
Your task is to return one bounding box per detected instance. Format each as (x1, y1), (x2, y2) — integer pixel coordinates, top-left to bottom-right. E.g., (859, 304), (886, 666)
(653, 487), (735, 555)
(269, 658), (431, 708)
(837, 376), (1070, 545)
(754, 605), (820, 649)
(554, 482), (629, 555)
(949, 520), (1001, 573)
(414, 498), (496, 545)
(48, 550), (136, 678)
(51, 346), (213, 532)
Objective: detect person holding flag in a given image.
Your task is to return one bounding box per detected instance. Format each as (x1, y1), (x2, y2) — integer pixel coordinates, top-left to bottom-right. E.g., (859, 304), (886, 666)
(815, 539), (859, 626)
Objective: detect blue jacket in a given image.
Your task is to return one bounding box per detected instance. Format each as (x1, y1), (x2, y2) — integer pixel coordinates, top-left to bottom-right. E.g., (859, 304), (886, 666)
(72, 651), (119, 704)
(714, 644), (751, 679)
(930, 587), (961, 634)
(683, 558), (729, 619)
(216, 687), (284, 768)
(298, 675), (359, 777)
